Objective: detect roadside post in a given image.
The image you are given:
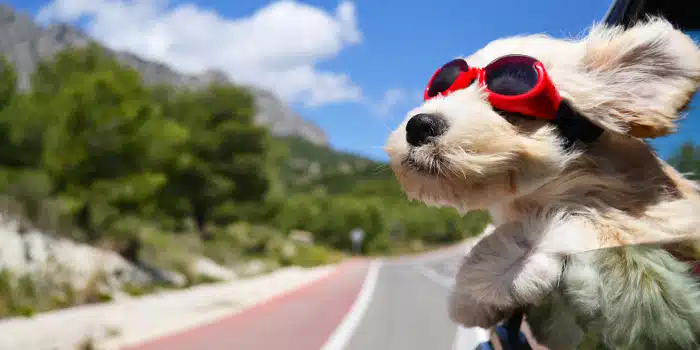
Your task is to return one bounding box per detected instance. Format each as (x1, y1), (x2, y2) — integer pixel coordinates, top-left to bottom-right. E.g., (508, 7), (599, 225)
(350, 228), (365, 255)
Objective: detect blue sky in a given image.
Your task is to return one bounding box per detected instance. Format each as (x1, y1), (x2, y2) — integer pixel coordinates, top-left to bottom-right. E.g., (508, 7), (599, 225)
(8, 0), (700, 162)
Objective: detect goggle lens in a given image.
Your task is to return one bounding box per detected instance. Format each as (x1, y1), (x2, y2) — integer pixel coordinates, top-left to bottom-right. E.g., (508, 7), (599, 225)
(426, 59), (469, 98)
(483, 55), (539, 96)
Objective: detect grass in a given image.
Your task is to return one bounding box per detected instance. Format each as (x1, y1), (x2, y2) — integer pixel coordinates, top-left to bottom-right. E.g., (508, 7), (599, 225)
(0, 265), (117, 319)
(286, 244), (343, 267)
(76, 337), (96, 350)
(75, 327), (121, 350)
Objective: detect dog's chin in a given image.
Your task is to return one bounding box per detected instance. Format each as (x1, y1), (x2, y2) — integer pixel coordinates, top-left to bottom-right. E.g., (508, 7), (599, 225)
(391, 154), (515, 213)
(400, 152), (443, 176)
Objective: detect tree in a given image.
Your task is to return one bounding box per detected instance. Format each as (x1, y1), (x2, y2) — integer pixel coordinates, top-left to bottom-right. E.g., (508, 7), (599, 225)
(156, 83), (272, 239)
(669, 142), (700, 180)
(25, 44), (188, 241)
(0, 55), (35, 167)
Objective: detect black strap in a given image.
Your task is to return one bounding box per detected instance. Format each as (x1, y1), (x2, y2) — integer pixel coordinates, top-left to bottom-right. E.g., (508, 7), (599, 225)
(495, 99), (603, 150)
(504, 308), (528, 350)
(553, 100), (604, 150)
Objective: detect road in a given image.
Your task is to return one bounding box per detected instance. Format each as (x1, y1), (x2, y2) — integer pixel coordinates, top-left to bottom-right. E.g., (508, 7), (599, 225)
(341, 250), (479, 350)
(125, 242), (492, 350)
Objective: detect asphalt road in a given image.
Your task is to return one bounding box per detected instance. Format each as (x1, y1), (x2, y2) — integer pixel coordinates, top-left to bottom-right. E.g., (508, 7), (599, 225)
(343, 254), (462, 350)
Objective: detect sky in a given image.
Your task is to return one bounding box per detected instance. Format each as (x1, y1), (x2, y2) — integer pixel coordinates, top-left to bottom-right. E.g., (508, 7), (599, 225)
(7, 0), (700, 162)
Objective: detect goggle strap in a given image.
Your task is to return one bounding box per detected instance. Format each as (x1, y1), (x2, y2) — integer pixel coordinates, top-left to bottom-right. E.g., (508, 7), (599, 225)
(553, 100), (604, 150)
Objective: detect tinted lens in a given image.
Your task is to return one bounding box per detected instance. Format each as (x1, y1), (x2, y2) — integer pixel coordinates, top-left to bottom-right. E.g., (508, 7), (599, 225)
(484, 56), (539, 96)
(427, 59), (468, 98)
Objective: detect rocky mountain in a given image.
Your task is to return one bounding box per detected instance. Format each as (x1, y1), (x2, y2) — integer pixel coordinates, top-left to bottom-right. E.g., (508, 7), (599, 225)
(0, 4), (328, 146)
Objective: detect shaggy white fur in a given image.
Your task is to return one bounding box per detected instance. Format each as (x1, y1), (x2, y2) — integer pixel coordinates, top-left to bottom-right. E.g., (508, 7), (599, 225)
(386, 17), (700, 350)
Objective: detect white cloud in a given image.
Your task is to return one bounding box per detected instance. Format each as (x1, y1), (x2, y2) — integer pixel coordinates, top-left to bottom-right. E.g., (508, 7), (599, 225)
(36, 0), (363, 107)
(373, 88), (406, 117)
(372, 88), (425, 117)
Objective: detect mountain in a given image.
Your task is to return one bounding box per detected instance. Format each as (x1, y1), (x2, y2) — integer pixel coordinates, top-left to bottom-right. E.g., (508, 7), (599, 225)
(0, 4), (328, 146)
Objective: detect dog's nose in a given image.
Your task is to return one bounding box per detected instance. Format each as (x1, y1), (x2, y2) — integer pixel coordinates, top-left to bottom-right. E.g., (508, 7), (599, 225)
(405, 113), (448, 147)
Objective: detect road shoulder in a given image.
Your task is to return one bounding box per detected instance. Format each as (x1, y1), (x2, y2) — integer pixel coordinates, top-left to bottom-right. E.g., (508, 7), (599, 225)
(125, 259), (372, 350)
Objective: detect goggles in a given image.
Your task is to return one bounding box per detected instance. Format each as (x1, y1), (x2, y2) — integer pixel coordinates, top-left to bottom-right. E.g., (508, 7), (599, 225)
(424, 55), (561, 120)
(424, 54), (603, 146)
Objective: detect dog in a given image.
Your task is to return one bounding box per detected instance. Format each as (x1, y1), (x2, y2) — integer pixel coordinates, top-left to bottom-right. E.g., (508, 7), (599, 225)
(385, 17), (700, 349)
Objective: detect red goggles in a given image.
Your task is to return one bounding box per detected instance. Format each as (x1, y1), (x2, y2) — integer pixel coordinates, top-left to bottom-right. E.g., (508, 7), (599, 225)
(424, 55), (562, 121)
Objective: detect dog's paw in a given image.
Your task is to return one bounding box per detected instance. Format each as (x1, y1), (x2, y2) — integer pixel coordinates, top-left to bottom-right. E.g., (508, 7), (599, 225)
(454, 222), (564, 309)
(448, 287), (511, 328)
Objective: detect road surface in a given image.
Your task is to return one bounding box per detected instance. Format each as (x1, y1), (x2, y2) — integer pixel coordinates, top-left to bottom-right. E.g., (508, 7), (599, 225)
(126, 242), (491, 350)
(342, 251), (468, 350)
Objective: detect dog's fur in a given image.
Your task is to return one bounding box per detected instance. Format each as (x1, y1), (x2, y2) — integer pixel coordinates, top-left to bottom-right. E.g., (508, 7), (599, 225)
(385, 18), (700, 349)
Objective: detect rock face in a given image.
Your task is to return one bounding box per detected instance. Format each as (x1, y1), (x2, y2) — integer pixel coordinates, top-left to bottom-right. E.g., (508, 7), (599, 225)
(248, 86), (329, 147)
(0, 215), (152, 292)
(192, 257), (237, 281)
(0, 214), (246, 295)
(0, 5), (328, 146)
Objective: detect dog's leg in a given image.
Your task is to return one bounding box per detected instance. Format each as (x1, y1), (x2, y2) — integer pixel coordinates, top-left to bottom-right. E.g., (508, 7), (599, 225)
(447, 288), (511, 328)
(449, 213), (599, 329)
(449, 221), (564, 328)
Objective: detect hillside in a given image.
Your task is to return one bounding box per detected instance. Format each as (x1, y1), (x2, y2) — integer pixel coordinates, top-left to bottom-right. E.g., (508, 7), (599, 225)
(274, 136), (401, 196)
(0, 4), (406, 196)
(0, 4), (328, 146)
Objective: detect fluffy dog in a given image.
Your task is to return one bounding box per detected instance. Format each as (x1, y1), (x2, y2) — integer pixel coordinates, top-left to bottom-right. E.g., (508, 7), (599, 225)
(385, 18), (700, 350)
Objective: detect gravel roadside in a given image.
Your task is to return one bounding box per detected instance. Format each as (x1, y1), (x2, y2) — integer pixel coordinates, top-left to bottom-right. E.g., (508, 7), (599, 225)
(0, 264), (336, 350)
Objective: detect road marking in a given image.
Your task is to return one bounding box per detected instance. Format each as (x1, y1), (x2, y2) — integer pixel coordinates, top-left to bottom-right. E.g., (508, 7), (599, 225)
(415, 263), (493, 350)
(414, 264), (455, 288)
(320, 259), (382, 350)
(410, 226), (498, 350)
(452, 326), (492, 350)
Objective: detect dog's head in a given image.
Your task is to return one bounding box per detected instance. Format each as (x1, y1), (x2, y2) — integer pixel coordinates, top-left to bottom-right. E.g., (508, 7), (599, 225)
(385, 18), (700, 212)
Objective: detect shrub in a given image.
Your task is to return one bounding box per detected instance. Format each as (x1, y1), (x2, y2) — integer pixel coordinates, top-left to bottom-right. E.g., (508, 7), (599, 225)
(365, 231), (392, 255)
(0, 267), (119, 318)
(289, 244), (342, 267)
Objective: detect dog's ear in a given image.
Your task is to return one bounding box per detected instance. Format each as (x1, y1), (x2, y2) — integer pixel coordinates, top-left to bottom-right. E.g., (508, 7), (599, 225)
(580, 17), (700, 138)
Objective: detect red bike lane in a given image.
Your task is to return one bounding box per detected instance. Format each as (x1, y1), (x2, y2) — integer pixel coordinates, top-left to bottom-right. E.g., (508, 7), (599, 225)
(124, 259), (371, 350)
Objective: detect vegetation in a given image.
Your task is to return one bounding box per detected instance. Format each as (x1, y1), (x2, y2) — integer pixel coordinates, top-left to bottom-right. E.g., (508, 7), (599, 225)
(271, 135), (490, 251)
(0, 44), (490, 316)
(0, 265), (113, 318)
(0, 43), (488, 255)
(669, 142), (700, 180)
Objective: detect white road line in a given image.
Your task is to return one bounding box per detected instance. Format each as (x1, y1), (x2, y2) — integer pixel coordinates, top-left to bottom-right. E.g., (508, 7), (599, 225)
(320, 259), (382, 350)
(414, 264), (455, 288)
(452, 326), (492, 350)
(411, 225), (498, 350)
(414, 263), (492, 350)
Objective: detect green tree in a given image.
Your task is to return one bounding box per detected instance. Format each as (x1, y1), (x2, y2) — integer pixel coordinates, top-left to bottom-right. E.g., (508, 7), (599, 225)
(25, 44), (188, 241)
(156, 83), (272, 239)
(669, 142), (700, 180)
(0, 56), (37, 167)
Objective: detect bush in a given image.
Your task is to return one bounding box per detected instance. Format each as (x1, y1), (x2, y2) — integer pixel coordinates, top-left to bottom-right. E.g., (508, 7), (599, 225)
(289, 244), (342, 267)
(0, 266), (122, 318)
(365, 231), (392, 255)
